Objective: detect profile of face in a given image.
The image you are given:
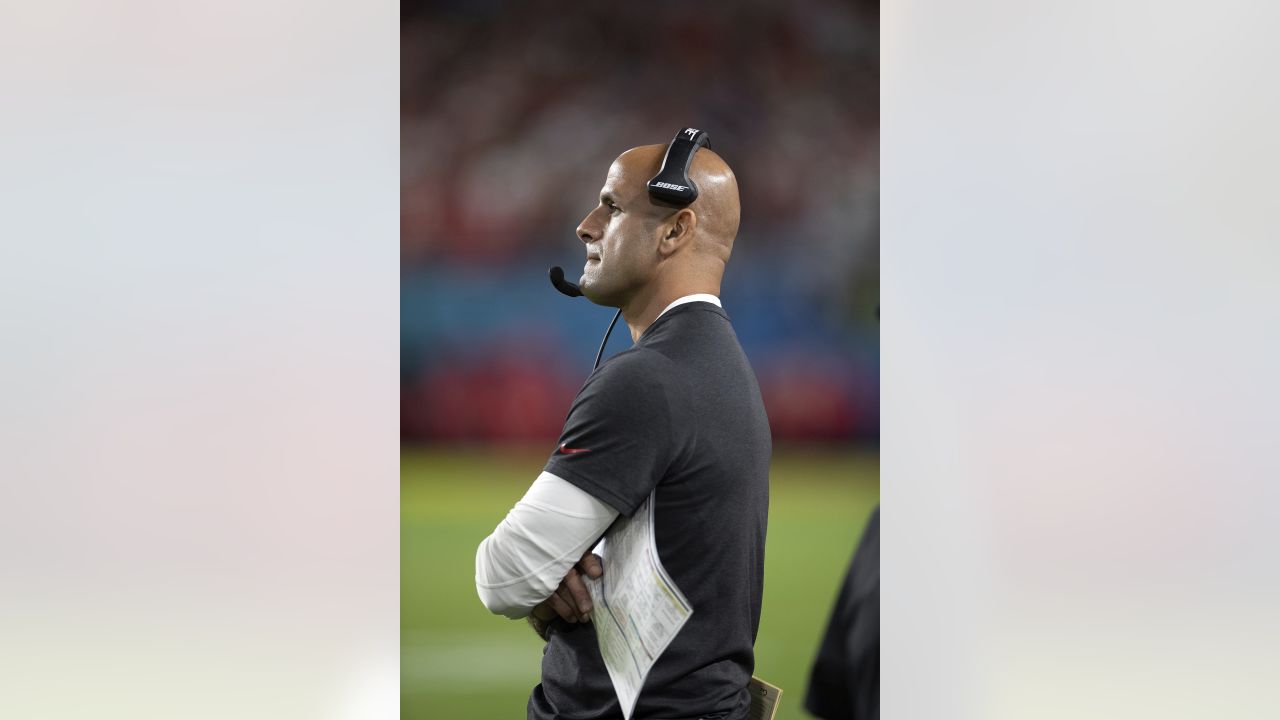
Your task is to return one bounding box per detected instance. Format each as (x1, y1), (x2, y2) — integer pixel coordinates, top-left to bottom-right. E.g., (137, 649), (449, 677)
(575, 157), (668, 308)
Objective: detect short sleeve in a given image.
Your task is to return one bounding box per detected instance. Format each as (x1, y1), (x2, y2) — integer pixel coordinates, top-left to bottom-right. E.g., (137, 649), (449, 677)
(543, 351), (675, 517)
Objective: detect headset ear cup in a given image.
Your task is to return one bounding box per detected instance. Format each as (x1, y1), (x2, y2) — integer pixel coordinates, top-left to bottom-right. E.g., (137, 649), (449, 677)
(647, 128), (710, 207)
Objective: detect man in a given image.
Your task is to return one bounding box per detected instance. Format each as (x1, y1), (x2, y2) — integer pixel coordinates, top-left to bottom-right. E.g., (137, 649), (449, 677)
(475, 140), (771, 720)
(805, 506), (879, 720)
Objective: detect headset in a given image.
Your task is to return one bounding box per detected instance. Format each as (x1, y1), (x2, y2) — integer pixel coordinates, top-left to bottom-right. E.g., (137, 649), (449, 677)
(549, 128), (711, 371)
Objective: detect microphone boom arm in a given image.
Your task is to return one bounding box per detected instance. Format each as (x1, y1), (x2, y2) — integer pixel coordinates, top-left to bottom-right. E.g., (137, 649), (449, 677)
(548, 265), (620, 371)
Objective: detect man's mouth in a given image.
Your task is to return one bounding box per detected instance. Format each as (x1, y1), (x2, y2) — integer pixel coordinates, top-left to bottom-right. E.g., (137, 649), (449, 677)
(586, 253), (601, 262)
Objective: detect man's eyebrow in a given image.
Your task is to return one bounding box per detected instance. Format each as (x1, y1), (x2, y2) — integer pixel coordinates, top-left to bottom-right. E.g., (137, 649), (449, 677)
(600, 192), (617, 205)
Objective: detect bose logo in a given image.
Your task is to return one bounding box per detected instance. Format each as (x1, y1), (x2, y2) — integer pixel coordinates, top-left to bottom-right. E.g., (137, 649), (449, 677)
(683, 128), (700, 140)
(653, 181), (688, 191)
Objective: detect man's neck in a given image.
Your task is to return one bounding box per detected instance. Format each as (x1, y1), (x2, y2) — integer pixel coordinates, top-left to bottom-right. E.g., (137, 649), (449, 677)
(621, 285), (719, 343)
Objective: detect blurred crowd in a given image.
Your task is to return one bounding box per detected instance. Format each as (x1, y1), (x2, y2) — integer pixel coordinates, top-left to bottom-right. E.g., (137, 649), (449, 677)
(402, 0), (879, 444)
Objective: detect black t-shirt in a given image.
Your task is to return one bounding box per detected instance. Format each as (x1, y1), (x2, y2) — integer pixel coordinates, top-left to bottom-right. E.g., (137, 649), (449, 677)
(531, 301), (772, 720)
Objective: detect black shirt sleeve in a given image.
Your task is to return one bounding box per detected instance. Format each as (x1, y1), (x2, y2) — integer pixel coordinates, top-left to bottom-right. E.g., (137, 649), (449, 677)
(543, 350), (677, 517)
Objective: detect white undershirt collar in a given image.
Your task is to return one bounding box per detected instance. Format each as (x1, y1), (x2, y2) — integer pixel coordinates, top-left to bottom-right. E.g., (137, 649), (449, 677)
(657, 293), (722, 320)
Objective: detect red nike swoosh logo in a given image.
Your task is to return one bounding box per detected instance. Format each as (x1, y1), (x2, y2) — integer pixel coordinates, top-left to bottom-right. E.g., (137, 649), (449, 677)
(557, 443), (592, 455)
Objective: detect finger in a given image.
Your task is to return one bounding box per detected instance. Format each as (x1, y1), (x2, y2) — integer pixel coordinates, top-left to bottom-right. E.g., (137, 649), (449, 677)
(563, 569), (593, 616)
(531, 602), (555, 622)
(558, 579), (583, 620)
(577, 553), (603, 579)
(556, 583), (585, 622)
(547, 591), (577, 623)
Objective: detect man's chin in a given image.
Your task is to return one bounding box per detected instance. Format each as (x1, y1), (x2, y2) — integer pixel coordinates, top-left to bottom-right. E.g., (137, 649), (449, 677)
(578, 278), (621, 308)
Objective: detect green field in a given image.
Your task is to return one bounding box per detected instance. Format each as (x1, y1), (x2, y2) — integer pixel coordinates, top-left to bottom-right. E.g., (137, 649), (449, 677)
(403, 447), (879, 719)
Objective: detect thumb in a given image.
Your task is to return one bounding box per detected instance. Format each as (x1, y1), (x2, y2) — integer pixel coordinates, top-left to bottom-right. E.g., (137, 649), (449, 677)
(579, 552), (603, 579)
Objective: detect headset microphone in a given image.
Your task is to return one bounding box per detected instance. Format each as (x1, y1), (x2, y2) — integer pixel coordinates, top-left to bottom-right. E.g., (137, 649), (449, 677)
(548, 266), (583, 298)
(548, 127), (711, 371)
(548, 265), (619, 370)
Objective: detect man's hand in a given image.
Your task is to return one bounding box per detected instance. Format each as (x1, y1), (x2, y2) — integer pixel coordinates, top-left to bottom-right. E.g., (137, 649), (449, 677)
(532, 552), (604, 627)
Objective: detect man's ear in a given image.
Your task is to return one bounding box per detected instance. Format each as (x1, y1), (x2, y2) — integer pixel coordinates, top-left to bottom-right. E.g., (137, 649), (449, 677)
(658, 208), (697, 258)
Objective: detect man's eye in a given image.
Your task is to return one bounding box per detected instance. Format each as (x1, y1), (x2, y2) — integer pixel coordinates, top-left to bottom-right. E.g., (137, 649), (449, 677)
(605, 203), (620, 214)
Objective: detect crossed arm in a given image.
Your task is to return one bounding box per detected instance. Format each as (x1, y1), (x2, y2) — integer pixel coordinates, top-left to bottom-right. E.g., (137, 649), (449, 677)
(527, 551), (604, 638)
(475, 472), (619, 632)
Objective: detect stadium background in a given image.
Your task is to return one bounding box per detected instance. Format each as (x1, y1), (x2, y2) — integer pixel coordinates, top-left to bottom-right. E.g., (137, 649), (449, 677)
(401, 1), (879, 717)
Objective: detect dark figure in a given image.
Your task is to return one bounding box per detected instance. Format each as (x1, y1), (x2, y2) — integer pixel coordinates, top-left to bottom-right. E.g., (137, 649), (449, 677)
(805, 506), (879, 720)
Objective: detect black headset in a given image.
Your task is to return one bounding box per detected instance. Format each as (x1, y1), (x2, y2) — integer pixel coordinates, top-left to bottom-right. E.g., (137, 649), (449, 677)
(549, 128), (711, 371)
(647, 127), (712, 206)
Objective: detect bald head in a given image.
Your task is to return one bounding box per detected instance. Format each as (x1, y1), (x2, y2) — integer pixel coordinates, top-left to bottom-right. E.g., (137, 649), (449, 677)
(574, 139), (742, 326)
(615, 144), (741, 259)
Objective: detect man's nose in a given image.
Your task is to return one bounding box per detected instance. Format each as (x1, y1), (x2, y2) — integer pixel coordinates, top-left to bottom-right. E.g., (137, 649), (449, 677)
(576, 215), (596, 244)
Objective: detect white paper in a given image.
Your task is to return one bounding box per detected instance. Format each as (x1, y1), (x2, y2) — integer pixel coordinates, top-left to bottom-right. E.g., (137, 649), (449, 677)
(584, 491), (693, 720)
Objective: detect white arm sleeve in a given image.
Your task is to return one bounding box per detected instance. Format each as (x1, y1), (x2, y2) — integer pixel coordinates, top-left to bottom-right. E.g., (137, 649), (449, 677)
(475, 471), (619, 619)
